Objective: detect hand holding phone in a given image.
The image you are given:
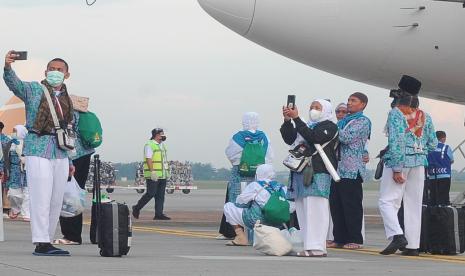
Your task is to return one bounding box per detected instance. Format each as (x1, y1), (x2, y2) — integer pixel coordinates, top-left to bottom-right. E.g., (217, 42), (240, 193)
(12, 51), (28, 60)
(287, 95), (296, 110)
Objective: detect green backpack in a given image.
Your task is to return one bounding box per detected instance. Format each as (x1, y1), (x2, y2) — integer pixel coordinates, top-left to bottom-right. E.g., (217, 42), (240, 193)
(260, 183), (290, 225)
(239, 140), (266, 177)
(78, 111), (103, 149)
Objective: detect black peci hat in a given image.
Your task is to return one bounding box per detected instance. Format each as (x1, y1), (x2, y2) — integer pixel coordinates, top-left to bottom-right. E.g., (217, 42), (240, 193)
(398, 75), (421, 96)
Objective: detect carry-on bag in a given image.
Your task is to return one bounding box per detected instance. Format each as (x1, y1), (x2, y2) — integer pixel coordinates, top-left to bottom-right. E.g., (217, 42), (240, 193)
(94, 155), (132, 257)
(428, 205), (465, 255)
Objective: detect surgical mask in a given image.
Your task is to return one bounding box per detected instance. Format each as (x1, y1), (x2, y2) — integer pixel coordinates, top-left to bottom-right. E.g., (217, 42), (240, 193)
(309, 109), (322, 121)
(161, 136), (167, 142)
(46, 71), (65, 87)
(11, 133), (18, 139)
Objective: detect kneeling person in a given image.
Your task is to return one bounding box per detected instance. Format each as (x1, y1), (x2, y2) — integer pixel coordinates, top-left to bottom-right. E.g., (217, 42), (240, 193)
(224, 164), (294, 246)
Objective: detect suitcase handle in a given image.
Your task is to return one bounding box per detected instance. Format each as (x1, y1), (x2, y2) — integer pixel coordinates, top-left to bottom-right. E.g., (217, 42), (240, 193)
(94, 154), (102, 244)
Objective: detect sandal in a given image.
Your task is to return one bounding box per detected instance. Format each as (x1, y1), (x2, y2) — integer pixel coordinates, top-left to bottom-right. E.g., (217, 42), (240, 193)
(342, 243), (363, 250)
(8, 211), (19, 219)
(326, 241), (341, 248)
(52, 239), (80, 245)
(296, 250), (327, 257)
(225, 240), (248, 246)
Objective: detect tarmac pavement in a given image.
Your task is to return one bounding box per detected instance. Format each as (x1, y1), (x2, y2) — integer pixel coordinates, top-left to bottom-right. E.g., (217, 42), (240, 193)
(1, 189), (464, 276)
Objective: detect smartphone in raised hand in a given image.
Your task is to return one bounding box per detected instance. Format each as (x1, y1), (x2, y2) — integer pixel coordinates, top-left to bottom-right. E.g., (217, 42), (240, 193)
(12, 51), (28, 60)
(287, 95), (296, 109)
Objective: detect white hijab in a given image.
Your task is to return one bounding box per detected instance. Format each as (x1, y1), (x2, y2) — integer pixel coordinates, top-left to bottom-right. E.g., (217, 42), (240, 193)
(292, 99), (333, 147)
(308, 99), (334, 125)
(255, 164), (276, 183)
(11, 125), (28, 156)
(242, 112), (260, 133)
(14, 125), (28, 140)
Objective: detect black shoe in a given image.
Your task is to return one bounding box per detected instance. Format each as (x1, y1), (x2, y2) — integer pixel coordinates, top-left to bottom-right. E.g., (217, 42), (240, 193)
(33, 243), (70, 256)
(401, 249), (419, 256)
(154, 214), (171, 220)
(132, 206), (140, 219)
(380, 235), (408, 255)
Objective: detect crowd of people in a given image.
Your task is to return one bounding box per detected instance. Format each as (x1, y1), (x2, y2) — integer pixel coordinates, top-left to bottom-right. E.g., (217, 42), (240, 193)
(1, 50), (455, 260)
(219, 75), (450, 258)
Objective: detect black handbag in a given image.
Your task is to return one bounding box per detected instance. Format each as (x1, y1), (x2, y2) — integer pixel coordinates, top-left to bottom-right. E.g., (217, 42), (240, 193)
(374, 146), (389, 180)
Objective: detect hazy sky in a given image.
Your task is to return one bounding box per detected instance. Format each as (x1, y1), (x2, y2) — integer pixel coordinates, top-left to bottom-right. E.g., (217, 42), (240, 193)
(1, 0), (464, 170)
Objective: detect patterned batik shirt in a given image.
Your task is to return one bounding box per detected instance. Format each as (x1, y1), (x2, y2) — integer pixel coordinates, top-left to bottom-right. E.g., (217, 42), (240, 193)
(383, 107), (437, 171)
(337, 116), (371, 181)
(3, 68), (71, 160)
(0, 134), (11, 171)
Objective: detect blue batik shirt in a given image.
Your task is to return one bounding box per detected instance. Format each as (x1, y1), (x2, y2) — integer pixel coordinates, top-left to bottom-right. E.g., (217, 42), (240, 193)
(0, 134), (11, 171)
(3, 68), (71, 160)
(383, 108), (437, 171)
(337, 113), (371, 181)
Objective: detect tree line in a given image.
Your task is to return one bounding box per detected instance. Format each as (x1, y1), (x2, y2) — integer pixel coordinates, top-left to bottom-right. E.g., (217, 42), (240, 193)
(112, 162), (465, 182)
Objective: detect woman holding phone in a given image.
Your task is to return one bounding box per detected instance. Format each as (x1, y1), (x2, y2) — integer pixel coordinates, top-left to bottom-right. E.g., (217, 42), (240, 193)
(281, 99), (338, 257)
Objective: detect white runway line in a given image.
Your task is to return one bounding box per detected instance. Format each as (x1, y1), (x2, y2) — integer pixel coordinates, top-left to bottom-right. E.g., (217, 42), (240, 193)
(177, 255), (367, 262)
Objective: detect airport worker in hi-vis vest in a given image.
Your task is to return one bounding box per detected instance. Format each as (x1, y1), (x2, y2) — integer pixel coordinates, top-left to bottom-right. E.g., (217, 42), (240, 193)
(132, 128), (171, 220)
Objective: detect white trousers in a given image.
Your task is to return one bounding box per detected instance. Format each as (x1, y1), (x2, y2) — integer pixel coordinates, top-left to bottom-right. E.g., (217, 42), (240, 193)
(26, 156), (69, 244)
(378, 166), (424, 249)
(296, 196), (329, 253)
(224, 202), (244, 227)
(7, 187), (30, 219)
(326, 207), (334, 241)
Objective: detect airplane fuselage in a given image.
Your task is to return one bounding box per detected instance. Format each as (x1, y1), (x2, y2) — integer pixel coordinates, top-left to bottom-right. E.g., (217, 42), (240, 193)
(199, 0), (465, 103)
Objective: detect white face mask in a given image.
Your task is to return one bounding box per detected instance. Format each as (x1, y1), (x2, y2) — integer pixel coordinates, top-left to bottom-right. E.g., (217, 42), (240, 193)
(11, 133), (18, 139)
(309, 109), (322, 121)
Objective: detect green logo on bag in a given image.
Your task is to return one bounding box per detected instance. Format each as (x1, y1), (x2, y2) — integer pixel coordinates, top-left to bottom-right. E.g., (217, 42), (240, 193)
(239, 140), (266, 177)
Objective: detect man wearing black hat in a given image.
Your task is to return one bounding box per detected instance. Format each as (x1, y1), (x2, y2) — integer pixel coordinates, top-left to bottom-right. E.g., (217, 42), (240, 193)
(379, 75), (437, 256)
(132, 128), (171, 220)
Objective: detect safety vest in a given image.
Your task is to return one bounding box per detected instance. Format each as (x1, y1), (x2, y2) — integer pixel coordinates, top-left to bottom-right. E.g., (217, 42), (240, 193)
(143, 140), (170, 179)
(427, 142), (452, 178)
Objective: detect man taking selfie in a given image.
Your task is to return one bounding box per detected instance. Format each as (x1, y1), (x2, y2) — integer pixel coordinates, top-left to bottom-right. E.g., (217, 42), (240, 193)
(3, 51), (75, 256)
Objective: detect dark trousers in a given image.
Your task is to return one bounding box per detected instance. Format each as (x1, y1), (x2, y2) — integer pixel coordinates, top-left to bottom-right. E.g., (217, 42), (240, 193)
(219, 188), (235, 238)
(59, 154), (92, 244)
(134, 179), (167, 216)
(428, 178), (451, 206)
(330, 175), (364, 245)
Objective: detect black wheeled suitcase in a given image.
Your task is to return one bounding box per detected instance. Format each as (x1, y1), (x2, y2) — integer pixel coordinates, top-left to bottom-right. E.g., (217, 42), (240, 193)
(94, 155), (132, 257)
(428, 205), (465, 255)
(419, 205), (430, 253)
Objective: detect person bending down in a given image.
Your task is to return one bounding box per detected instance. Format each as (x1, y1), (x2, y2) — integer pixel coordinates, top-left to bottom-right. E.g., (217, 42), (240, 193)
(224, 164), (294, 246)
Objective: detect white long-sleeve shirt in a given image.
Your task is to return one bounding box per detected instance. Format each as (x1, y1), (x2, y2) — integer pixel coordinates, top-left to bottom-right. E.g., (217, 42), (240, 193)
(236, 181), (295, 213)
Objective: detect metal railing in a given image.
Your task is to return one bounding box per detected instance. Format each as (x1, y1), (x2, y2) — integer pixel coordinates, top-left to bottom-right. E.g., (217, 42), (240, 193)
(451, 139), (465, 205)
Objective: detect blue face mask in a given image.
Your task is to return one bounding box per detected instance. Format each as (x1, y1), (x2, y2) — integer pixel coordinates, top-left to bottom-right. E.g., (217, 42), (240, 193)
(46, 71), (65, 87)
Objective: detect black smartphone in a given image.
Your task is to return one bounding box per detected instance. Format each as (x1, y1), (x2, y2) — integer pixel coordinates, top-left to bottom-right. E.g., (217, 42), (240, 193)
(13, 51), (28, 60)
(287, 95), (296, 109)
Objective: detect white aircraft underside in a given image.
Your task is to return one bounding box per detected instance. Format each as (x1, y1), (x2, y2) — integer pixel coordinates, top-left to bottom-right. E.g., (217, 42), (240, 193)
(198, 0), (465, 104)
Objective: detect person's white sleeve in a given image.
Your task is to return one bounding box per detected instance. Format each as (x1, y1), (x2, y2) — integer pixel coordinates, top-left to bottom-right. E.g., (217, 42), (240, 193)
(236, 182), (261, 205)
(265, 135), (274, 164)
(447, 146), (454, 162)
(225, 139), (243, 165)
(144, 145), (153, 159)
(281, 186), (295, 213)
